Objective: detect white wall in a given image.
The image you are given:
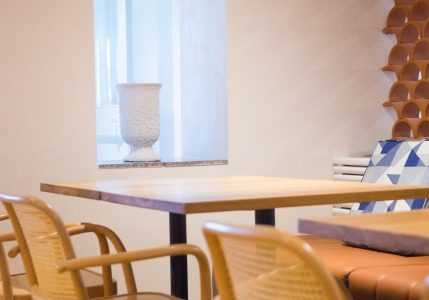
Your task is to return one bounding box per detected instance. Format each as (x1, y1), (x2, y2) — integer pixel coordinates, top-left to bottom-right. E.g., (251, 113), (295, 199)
(0, 0), (393, 298)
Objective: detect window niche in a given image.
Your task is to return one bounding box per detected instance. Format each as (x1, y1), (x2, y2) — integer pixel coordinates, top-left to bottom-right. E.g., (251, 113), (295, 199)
(93, 0), (228, 166)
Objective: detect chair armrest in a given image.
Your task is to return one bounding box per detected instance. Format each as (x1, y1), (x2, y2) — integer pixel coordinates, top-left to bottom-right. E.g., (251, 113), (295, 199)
(0, 213), (9, 222)
(8, 222), (137, 296)
(9, 223), (128, 256)
(65, 222), (135, 295)
(57, 243), (212, 300)
(66, 223), (128, 253)
(0, 232), (15, 243)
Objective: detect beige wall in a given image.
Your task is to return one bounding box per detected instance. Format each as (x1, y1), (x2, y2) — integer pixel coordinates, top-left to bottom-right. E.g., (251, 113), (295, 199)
(0, 0), (393, 298)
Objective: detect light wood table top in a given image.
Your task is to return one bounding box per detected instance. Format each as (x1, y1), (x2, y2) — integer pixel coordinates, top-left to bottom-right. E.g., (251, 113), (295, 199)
(40, 176), (429, 214)
(299, 209), (429, 255)
(41, 175), (429, 299)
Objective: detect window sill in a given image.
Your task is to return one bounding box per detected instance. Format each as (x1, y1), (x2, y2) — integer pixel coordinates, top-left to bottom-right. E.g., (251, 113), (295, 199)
(98, 159), (228, 169)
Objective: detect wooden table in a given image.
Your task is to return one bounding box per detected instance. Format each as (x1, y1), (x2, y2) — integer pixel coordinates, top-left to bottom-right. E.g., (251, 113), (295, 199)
(40, 176), (429, 299)
(299, 209), (429, 256)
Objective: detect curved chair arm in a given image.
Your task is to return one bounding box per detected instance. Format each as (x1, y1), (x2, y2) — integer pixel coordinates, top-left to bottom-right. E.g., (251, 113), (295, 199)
(65, 222), (137, 294)
(8, 222), (138, 296)
(57, 243), (212, 300)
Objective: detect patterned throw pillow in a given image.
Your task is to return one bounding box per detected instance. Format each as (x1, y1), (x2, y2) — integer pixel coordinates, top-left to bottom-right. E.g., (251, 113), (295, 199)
(351, 140), (429, 213)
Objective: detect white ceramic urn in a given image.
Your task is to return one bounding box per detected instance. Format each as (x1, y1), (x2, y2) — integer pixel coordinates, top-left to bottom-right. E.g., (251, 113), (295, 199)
(116, 83), (161, 162)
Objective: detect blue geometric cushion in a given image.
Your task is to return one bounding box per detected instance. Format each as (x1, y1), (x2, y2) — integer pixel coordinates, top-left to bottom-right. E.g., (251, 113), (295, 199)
(351, 140), (429, 213)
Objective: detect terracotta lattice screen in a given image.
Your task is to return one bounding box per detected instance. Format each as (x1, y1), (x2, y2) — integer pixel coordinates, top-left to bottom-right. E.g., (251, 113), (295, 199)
(384, 0), (429, 139)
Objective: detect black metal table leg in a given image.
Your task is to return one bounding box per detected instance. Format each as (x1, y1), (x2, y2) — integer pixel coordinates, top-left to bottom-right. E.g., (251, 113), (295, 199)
(169, 213), (188, 299)
(255, 208), (275, 225)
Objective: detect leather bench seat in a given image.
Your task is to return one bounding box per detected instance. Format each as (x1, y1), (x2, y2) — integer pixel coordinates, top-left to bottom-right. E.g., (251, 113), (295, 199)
(347, 265), (429, 300)
(301, 235), (429, 285)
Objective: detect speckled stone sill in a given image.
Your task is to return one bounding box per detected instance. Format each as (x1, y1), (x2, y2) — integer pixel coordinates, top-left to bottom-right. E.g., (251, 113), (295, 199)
(98, 159), (228, 169)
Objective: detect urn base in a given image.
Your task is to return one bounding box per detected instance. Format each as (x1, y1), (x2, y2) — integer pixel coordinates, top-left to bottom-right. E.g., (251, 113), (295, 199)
(123, 146), (160, 162)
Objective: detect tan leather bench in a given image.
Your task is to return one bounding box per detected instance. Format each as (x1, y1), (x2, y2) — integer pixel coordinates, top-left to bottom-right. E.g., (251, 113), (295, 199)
(347, 264), (429, 300)
(300, 140), (429, 298)
(300, 230), (429, 300)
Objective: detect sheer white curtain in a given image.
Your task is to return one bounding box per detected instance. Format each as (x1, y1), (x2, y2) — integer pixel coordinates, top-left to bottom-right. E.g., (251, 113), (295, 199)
(93, 0), (227, 162)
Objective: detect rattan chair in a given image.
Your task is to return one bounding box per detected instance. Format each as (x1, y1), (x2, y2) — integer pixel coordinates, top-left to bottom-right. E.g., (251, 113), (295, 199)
(0, 194), (211, 300)
(0, 213), (123, 299)
(203, 222), (349, 300)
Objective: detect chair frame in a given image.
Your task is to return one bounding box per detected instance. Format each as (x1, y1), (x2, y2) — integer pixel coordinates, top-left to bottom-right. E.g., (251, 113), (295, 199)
(0, 213), (19, 300)
(0, 214), (128, 299)
(0, 194), (212, 300)
(204, 222), (348, 300)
